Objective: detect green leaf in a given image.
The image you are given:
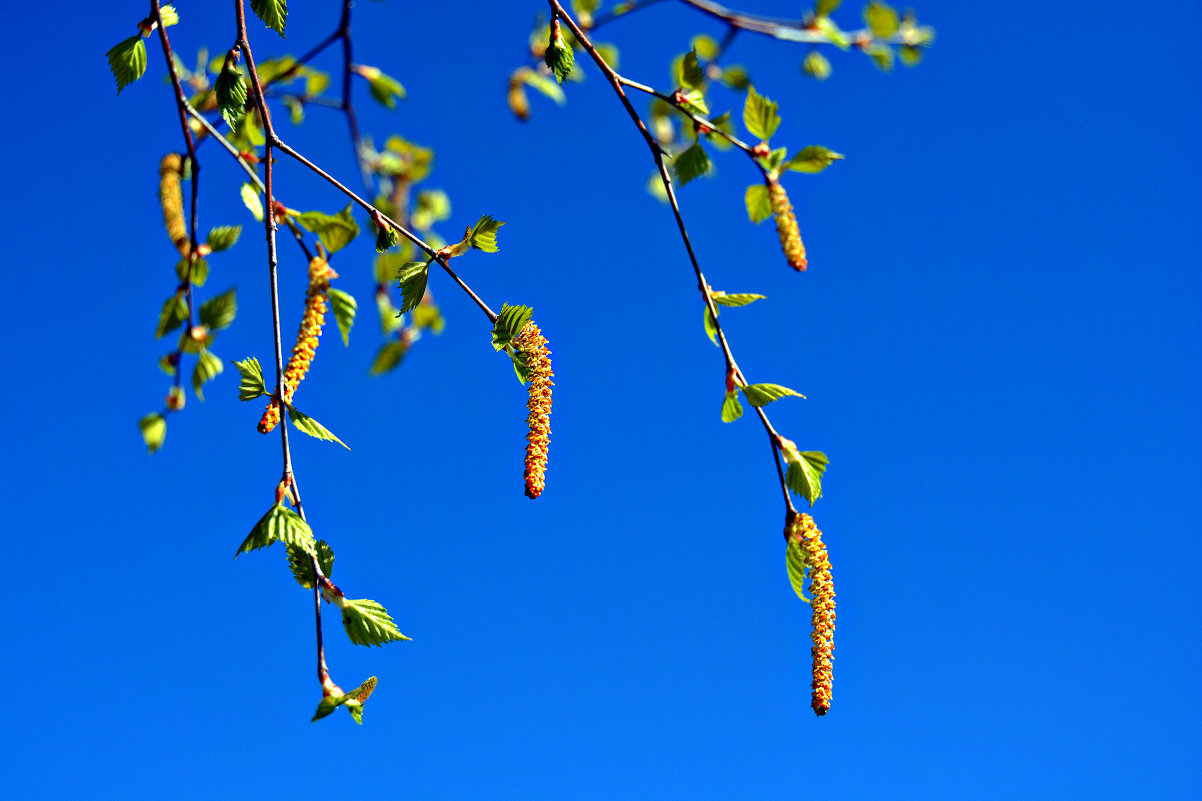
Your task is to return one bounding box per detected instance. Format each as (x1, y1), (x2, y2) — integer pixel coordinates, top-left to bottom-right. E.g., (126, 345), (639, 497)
(288, 538), (334, 589)
(341, 598), (411, 646)
(802, 50), (832, 80)
(281, 95), (304, 125)
(232, 356), (268, 400)
(327, 288), (356, 346)
(742, 85), (780, 142)
(899, 45), (924, 67)
(250, 0), (287, 36)
(712, 292), (766, 307)
(198, 288), (236, 331)
(520, 68), (566, 106)
(396, 260), (429, 315)
(206, 225), (242, 252)
(158, 5), (180, 26)
(215, 67), (248, 129)
(544, 24), (575, 85)
(412, 190), (452, 231)
(673, 143), (712, 187)
(677, 87), (709, 116)
(813, 16), (851, 49)
(508, 345), (531, 385)
(367, 70), (406, 109)
(741, 383), (805, 407)
(864, 1), (900, 38)
(240, 183), (263, 222)
(139, 413), (166, 454)
(311, 694), (343, 722)
(719, 64), (750, 90)
(491, 303), (533, 351)
(690, 34), (719, 61)
(703, 306), (718, 346)
(311, 676), (376, 724)
(786, 539), (810, 601)
(156, 293), (188, 339)
(192, 349), (223, 400)
(412, 303), (444, 334)
(175, 257), (209, 288)
(375, 224), (400, 253)
(786, 451), (828, 506)
(106, 35), (147, 95)
(295, 206), (359, 254)
(815, 0), (842, 15)
(865, 43), (894, 71)
(370, 341), (408, 375)
(236, 503), (313, 557)
(744, 184), (772, 224)
(286, 405), (349, 449)
(786, 146), (845, 174)
(721, 390), (743, 423)
(680, 49), (704, 91)
(468, 215), (505, 253)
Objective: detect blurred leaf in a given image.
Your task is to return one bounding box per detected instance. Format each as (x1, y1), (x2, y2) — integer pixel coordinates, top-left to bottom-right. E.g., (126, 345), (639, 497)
(396, 260), (429, 314)
(175, 257), (209, 288)
(719, 64), (750, 89)
(281, 95), (304, 125)
(206, 225), (242, 252)
(712, 292), (765, 307)
(865, 43), (894, 71)
(863, 1), (900, 37)
(106, 35), (146, 95)
(139, 413), (166, 454)
(192, 349), (223, 400)
(802, 50), (832, 80)
(286, 405), (349, 449)
(743, 85), (780, 141)
(741, 383), (805, 407)
(232, 356), (268, 400)
(492, 303), (533, 351)
(250, 0), (287, 36)
(236, 503), (314, 558)
(721, 390), (743, 423)
(156, 292), (188, 339)
(158, 5), (180, 26)
(673, 143), (711, 186)
(288, 538), (335, 589)
(744, 183), (772, 223)
(240, 183), (263, 222)
(327, 287), (357, 346)
(815, 0), (842, 15)
(680, 49), (704, 90)
(813, 16), (850, 49)
(341, 598), (411, 646)
(412, 190), (452, 231)
(366, 69), (406, 109)
(690, 34), (719, 61)
(198, 287), (237, 330)
(521, 67), (566, 104)
(370, 341), (407, 375)
(412, 303), (444, 333)
(899, 45), (924, 66)
(786, 145), (845, 174)
(703, 306), (718, 346)
(295, 205), (359, 253)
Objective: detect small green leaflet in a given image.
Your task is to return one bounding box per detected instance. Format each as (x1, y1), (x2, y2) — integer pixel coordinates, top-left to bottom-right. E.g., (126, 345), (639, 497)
(156, 293), (188, 339)
(327, 288), (357, 346)
(545, 24), (575, 85)
(106, 35), (146, 95)
(786, 146), (845, 174)
(396, 260), (429, 314)
(812, 15), (851, 49)
(139, 413), (166, 454)
(712, 292), (766, 307)
(375, 224), (400, 253)
(740, 383), (805, 407)
(368, 70), (406, 109)
(803, 51), (832, 80)
(215, 68), (248, 129)
(492, 303), (533, 351)
(370, 341), (407, 375)
(743, 85), (780, 142)
(679, 49), (704, 91)
(287, 539), (334, 590)
(413, 189), (452, 230)
(864, 1), (900, 38)
(241, 183), (264, 222)
(236, 503), (313, 557)
(690, 33), (719, 60)
(250, 0), (288, 37)
(175, 257), (208, 287)
(721, 390), (743, 423)
(376, 292), (402, 335)
(311, 676), (376, 724)
(469, 215), (505, 253)
(786, 539), (810, 602)
(673, 143), (712, 187)
(786, 451), (828, 506)
(192, 349), (223, 400)
(815, 0), (842, 16)
(744, 184), (772, 223)
(198, 288), (237, 330)
(412, 303), (444, 334)
(295, 206), (359, 254)
(232, 357), (268, 400)
(677, 88), (709, 117)
(206, 225), (242, 252)
(341, 598), (411, 647)
(703, 306), (719, 346)
(286, 405), (349, 449)
(521, 68), (566, 104)
(865, 43), (894, 72)
(508, 345), (531, 385)
(158, 5), (180, 26)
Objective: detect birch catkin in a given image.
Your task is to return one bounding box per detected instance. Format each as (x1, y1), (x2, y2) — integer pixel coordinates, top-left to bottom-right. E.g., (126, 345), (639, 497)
(787, 511), (834, 716)
(159, 154), (190, 257)
(512, 321), (553, 499)
(259, 256), (336, 434)
(768, 178), (807, 271)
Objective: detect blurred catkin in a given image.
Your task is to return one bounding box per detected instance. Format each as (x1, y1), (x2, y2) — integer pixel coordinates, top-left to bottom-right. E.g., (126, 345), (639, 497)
(513, 321), (553, 499)
(768, 178), (807, 271)
(788, 511), (834, 715)
(159, 154), (190, 257)
(259, 256), (335, 434)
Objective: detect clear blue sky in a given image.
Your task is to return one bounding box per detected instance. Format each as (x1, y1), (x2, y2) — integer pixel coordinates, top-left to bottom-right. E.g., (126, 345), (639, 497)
(2, 1), (1199, 798)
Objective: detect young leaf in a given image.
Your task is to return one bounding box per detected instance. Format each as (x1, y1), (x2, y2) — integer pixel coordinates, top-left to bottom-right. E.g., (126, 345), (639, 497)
(232, 357), (268, 401)
(786, 146), (845, 174)
(744, 184), (772, 224)
(367, 70), (406, 109)
(743, 85), (780, 142)
(815, 0), (842, 16)
(295, 206), (359, 254)
(721, 391), (743, 423)
(712, 292), (766, 307)
(288, 539), (334, 589)
(803, 50), (832, 80)
(327, 288), (357, 346)
(192, 349), (223, 400)
(703, 306), (719, 347)
(469, 215), (506, 253)
(139, 413), (166, 454)
(491, 303), (533, 351)
(864, 1), (900, 38)
(741, 383), (805, 407)
(215, 67), (248, 129)
(286, 405), (350, 450)
(370, 341), (408, 375)
(786, 539), (810, 601)
(785, 450), (828, 506)
(341, 598), (411, 647)
(206, 225), (242, 252)
(156, 293), (188, 339)
(158, 5), (180, 26)
(240, 183), (264, 222)
(412, 303), (444, 334)
(680, 49), (705, 91)
(375, 225), (400, 253)
(311, 694), (345, 722)
(396, 260), (429, 314)
(198, 288), (237, 331)
(250, 0), (288, 37)
(176, 257), (209, 288)
(544, 23), (575, 85)
(106, 35), (147, 95)
(236, 503), (314, 557)
(865, 43), (895, 71)
(673, 143), (712, 187)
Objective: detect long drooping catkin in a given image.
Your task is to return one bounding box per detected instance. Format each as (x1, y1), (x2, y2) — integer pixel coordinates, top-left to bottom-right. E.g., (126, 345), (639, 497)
(512, 321), (553, 499)
(159, 154), (190, 257)
(767, 178), (807, 271)
(787, 511), (834, 716)
(259, 256), (335, 434)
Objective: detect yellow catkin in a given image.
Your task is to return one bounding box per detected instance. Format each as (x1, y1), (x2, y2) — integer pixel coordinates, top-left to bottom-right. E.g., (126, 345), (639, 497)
(258, 257), (335, 434)
(768, 178), (807, 271)
(788, 511), (835, 716)
(512, 321), (553, 499)
(159, 154), (190, 257)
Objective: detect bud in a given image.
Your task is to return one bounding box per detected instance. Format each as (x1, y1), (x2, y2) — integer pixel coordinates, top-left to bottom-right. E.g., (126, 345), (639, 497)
(767, 178), (807, 271)
(512, 321), (553, 499)
(786, 511), (834, 716)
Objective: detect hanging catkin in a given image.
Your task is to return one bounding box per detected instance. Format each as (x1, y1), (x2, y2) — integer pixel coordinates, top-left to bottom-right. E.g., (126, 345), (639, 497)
(768, 178), (807, 271)
(787, 511), (834, 715)
(159, 154), (190, 258)
(512, 321), (553, 499)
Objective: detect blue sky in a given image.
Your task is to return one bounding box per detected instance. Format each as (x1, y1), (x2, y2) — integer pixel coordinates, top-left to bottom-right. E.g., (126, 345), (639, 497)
(1, 1), (1199, 798)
